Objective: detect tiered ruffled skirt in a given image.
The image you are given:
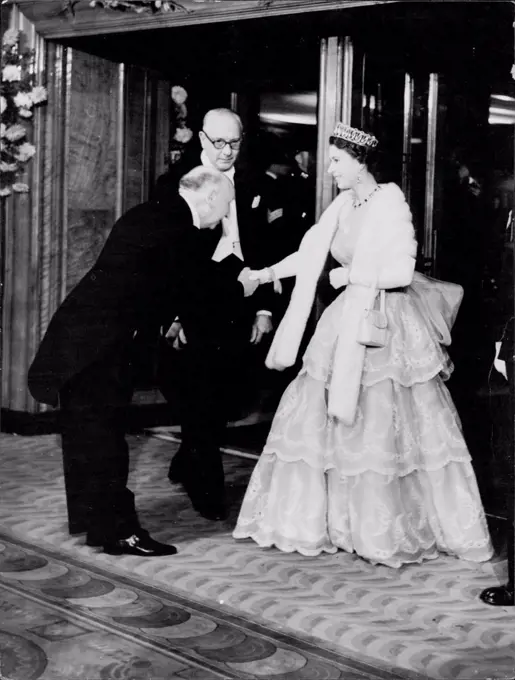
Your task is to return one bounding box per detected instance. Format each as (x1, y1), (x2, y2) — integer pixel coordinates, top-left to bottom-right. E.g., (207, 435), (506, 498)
(233, 287), (493, 567)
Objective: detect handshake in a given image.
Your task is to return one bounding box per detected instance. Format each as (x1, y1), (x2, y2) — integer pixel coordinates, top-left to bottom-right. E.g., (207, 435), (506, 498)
(238, 267), (273, 297)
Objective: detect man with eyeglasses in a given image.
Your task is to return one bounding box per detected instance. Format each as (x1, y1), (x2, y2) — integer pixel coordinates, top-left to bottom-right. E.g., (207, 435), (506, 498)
(158, 107), (277, 521)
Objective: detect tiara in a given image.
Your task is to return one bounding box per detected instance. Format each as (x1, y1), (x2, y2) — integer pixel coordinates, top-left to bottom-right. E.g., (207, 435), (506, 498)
(332, 123), (378, 149)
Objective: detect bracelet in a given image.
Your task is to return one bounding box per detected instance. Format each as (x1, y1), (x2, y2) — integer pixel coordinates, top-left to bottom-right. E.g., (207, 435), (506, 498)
(263, 267), (274, 283)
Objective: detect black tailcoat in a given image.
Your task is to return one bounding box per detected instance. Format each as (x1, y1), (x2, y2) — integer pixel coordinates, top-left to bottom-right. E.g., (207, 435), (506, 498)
(28, 194), (243, 408)
(27, 193), (245, 539)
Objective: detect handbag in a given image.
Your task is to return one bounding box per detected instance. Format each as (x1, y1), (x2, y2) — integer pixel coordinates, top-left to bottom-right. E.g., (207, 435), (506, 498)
(357, 289), (388, 348)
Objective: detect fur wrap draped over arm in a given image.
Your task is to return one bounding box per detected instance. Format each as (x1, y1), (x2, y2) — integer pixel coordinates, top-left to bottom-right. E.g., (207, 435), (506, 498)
(265, 189), (354, 370)
(328, 184), (417, 424)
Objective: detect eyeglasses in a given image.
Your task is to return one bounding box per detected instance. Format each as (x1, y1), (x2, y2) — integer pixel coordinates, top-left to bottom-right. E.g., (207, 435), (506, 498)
(202, 130), (242, 151)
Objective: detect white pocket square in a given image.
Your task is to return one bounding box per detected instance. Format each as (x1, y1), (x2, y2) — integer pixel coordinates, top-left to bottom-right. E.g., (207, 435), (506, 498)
(251, 195), (261, 209)
(267, 208), (283, 223)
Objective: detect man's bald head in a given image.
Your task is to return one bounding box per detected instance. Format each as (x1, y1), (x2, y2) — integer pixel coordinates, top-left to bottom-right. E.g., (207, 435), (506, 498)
(179, 165), (234, 229)
(202, 108), (243, 135)
(199, 108), (243, 172)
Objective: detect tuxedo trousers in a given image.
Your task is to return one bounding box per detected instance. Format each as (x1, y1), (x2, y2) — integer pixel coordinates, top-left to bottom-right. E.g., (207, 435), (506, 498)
(160, 314), (249, 507)
(172, 343), (234, 507)
(59, 346), (140, 542)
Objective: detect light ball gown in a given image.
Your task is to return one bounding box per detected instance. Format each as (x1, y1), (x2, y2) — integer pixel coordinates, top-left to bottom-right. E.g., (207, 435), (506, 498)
(233, 206), (493, 568)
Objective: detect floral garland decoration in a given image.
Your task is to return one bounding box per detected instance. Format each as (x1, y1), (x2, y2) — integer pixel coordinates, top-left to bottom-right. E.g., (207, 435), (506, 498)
(78, 0), (187, 14)
(62, 0), (223, 18)
(169, 85), (193, 164)
(1, 29), (47, 198)
(62, 0), (224, 16)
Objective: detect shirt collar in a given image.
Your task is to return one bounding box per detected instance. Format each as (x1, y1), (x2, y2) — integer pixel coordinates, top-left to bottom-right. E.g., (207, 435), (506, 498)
(178, 189), (200, 228)
(201, 151), (236, 183)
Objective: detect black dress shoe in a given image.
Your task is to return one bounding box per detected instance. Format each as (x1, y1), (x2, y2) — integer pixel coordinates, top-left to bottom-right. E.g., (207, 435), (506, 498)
(102, 531), (177, 557)
(193, 501), (228, 521)
(479, 584), (514, 606)
(86, 529), (145, 549)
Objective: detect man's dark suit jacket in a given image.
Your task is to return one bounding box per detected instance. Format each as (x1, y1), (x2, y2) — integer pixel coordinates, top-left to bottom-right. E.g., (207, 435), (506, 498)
(28, 193), (245, 407)
(498, 241), (514, 366)
(154, 160), (278, 317)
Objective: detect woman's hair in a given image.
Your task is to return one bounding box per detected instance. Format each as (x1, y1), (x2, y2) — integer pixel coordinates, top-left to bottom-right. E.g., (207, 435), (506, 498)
(328, 135), (376, 166)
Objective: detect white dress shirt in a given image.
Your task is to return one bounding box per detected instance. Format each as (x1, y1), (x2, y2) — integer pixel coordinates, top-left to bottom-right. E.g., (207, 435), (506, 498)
(199, 152), (271, 319)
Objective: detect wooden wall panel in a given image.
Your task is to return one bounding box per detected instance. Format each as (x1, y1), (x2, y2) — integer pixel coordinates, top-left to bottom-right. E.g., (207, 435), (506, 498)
(66, 50), (120, 292)
(123, 69), (170, 211)
(39, 44), (69, 341)
(124, 66), (149, 212)
(1, 6), (46, 412)
(154, 78), (171, 185)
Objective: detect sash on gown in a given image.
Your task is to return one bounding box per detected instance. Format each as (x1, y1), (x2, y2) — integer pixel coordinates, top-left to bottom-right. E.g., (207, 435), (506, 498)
(408, 272), (464, 347)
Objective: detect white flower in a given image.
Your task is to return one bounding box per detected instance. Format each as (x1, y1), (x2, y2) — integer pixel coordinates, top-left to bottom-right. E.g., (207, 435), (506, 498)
(13, 92), (33, 110)
(2, 29), (19, 47)
(4, 124), (26, 141)
(174, 126), (193, 144)
(29, 86), (47, 105)
(0, 187), (12, 197)
(12, 182), (29, 193)
(15, 142), (36, 162)
(2, 65), (22, 82)
(0, 162), (19, 172)
(0, 96), (6, 114)
(171, 85), (187, 105)
(18, 109), (33, 119)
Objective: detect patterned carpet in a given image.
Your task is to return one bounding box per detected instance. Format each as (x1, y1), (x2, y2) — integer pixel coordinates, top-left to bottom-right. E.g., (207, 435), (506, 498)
(0, 433), (514, 680)
(0, 534), (389, 680)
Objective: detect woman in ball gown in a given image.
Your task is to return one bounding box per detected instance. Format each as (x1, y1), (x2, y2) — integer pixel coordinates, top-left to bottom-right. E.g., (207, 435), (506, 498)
(232, 123), (493, 568)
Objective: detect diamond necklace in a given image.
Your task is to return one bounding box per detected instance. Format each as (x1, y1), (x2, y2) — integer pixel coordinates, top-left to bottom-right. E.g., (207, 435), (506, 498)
(353, 185), (380, 209)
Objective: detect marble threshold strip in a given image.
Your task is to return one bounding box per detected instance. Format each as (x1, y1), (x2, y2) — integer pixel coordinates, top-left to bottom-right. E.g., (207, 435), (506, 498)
(146, 428), (260, 461)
